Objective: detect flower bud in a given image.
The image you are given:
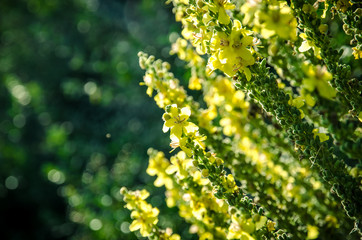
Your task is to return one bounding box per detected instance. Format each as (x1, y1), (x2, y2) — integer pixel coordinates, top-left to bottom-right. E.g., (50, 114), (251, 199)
(162, 113), (171, 121)
(216, 157), (224, 166)
(201, 169), (209, 177)
(319, 24), (328, 34)
(120, 187), (128, 195)
(302, 4), (312, 13)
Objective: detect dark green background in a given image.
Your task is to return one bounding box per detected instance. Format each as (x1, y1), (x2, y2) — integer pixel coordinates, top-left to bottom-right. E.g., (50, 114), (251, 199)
(0, 0), (193, 239)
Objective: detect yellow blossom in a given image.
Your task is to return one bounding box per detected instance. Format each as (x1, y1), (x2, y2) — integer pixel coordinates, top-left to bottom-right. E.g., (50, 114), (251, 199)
(256, 4), (297, 40)
(266, 220), (276, 232)
(162, 104), (198, 139)
(312, 128), (329, 142)
(299, 33), (321, 58)
(207, 20), (255, 80)
(205, 0), (235, 25)
(307, 225), (319, 239)
(129, 206), (159, 237)
(147, 151), (174, 189)
(123, 189), (150, 210)
(227, 214), (255, 239)
(352, 47), (362, 59)
(302, 64), (336, 100)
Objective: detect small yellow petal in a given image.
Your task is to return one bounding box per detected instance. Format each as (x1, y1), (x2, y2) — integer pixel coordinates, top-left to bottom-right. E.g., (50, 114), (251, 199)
(299, 41), (311, 52)
(129, 220), (142, 232)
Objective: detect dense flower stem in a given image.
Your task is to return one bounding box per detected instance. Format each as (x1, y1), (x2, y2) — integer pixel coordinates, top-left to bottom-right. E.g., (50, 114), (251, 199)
(234, 60), (362, 235)
(289, 0), (362, 115)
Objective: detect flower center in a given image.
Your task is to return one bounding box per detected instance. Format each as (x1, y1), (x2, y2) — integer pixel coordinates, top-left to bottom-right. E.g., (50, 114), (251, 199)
(220, 38), (229, 46)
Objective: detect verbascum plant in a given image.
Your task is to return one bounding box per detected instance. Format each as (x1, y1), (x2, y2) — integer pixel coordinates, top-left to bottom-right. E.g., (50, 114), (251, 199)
(121, 0), (362, 239)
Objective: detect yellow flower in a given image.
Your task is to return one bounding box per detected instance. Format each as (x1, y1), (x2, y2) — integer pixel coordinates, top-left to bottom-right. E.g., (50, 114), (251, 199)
(124, 189), (150, 210)
(162, 104), (198, 139)
(222, 174), (238, 193)
(147, 151), (173, 189)
(189, 75), (203, 90)
(256, 4), (297, 40)
(299, 33), (321, 58)
(129, 206), (159, 237)
(312, 128), (329, 142)
(252, 214), (267, 230)
(288, 96), (305, 119)
(206, 0), (235, 25)
(352, 47), (362, 59)
(307, 225), (319, 239)
(302, 64), (336, 100)
(166, 151), (193, 179)
(227, 214), (255, 239)
(207, 20), (255, 80)
(266, 220), (276, 232)
(142, 73), (155, 97)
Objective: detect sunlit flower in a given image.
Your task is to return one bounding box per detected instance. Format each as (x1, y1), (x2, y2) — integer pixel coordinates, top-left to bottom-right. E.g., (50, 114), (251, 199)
(162, 104), (198, 139)
(207, 20), (255, 79)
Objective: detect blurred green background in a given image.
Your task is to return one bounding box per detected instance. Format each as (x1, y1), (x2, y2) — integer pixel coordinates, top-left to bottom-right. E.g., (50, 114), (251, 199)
(0, 0), (193, 239)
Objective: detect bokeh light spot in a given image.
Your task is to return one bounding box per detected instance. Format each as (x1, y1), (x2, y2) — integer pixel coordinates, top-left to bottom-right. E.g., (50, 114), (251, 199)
(69, 195), (82, 207)
(77, 20), (91, 33)
(120, 222), (130, 233)
(38, 112), (51, 126)
(13, 114), (26, 128)
(84, 81), (97, 95)
(116, 62), (129, 74)
(48, 169), (66, 184)
(5, 176), (19, 190)
(101, 195), (113, 206)
(89, 218), (102, 231)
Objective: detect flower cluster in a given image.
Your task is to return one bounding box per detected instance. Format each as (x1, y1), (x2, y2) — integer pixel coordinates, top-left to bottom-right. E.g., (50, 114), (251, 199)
(121, 0), (362, 239)
(120, 187), (180, 240)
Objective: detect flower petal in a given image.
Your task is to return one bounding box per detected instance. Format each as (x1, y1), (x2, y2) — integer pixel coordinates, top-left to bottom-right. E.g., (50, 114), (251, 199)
(171, 125), (182, 139)
(180, 107), (191, 116)
(165, 119), (175, 128)
(129, 220), (142, 232)
(299, 41), (311, 52)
